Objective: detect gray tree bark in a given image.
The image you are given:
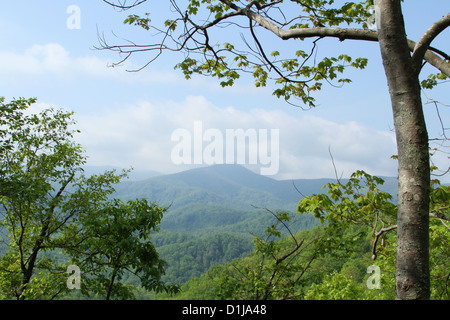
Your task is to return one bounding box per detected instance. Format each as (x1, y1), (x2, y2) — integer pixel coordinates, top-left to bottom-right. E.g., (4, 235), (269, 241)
(375, 0), (430, 300)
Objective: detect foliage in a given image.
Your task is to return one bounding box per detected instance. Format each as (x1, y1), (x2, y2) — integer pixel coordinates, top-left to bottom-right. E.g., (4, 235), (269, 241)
(0, 97), (175, 299)
(304, 271), (363, 300)
(163, 170), (449, 300)
(157, 232), (254, 284)
(155, 264), (226, 300)
(161, 224), (384, 300)
(101, 0), (448, 109)
(429, 184), (450, 299)
(297, 170), (398, 259)
(297, 170), (450, 299)
(98, 0), (384, 108)
(214, 210), (329, 300)
(421, 72), (449, 90)
(0, 97), (87, 299)
(69, 198), (179, 300)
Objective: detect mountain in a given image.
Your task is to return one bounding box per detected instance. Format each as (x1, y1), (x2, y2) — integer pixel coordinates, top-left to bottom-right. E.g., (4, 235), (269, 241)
(110, 164), (397, 285)
(112, 164), (398, 235)
(115, 165), (331, 209)
(113, 165), (321, 233)
(1, 164), (398, 287)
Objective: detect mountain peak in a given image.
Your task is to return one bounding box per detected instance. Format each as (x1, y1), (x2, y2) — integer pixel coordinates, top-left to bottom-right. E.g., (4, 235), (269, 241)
(158, 164), (277, 190)
(188, 164), (264, 178)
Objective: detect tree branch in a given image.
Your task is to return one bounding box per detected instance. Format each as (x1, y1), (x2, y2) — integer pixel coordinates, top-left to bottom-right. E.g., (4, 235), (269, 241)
(413, 38), (450, 77)
(102, 0), (147, 10)
(370, 208), (450, 259)
(430, 209), (450, 222)
(372, 224), (397, 260)
(412, 13), (450, 72)
(102, 1), (450, 77)
(217, 1), (450, 77)
(251, 205), (299, 246)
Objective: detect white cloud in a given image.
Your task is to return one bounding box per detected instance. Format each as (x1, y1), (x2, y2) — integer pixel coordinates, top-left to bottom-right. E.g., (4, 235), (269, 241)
(0, 43), (180, 85)
(1, 45), (397, 180)
(0, 43), (98, 80)
(74, 95), (398, 180)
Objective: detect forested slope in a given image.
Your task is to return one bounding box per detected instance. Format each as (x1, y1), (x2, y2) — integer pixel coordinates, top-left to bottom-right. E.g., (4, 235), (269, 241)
(107, 164), (397, 287)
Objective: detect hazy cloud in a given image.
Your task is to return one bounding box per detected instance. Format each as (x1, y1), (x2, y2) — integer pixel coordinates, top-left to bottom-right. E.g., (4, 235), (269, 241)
(73, 95), (398, 180)
(0, 43), (399, 180)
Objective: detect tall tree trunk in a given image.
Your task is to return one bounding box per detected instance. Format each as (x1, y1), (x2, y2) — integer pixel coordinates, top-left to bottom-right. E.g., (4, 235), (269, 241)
(375, 0), (430, 300)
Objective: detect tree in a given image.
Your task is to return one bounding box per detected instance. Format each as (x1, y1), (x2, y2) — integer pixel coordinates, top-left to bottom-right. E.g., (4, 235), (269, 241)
(0, 97), (176, 299)
(217, 169), (449, 300)
(218, 209), (318, 300)
(297, 169), (450, 299)
(70, 198), (179, 300)
(100, 0), (449, 299)
(0, 97), (90, 299)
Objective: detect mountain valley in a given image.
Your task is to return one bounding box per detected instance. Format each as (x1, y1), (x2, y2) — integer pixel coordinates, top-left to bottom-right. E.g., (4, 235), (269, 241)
(108, 164), (398, 285)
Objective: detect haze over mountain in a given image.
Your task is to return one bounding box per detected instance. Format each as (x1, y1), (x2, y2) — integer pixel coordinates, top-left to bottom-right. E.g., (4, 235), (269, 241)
(109, 164), (398, 234)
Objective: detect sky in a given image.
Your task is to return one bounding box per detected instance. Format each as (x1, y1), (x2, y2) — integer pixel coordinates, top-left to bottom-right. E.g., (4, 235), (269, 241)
(0, 1), (449, 182)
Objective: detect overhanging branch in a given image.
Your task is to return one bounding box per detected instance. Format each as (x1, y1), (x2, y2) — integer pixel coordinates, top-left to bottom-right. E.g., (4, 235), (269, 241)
(412, 13), (450, 72)
(217, 0), (450, 77)
(103, 1), (450, 77)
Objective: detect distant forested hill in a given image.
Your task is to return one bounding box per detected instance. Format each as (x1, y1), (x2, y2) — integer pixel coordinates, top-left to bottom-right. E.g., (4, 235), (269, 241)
(106, 164), (397, 285)
(111, 164), (397, 234)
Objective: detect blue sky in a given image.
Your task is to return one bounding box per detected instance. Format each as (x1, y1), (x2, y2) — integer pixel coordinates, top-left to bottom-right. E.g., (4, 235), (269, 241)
(0, 1), (448, 181)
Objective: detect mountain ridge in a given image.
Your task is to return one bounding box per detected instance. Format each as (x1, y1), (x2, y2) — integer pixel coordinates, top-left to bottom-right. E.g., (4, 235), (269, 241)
(110, 164), (398, 235)
(79, 164), (398, 285)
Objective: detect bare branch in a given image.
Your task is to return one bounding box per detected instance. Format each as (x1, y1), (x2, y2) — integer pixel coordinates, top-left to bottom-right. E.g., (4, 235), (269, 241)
(251, 205), (299, 246)
(410, 39), (450, 77)
(328, 145), (343, 184)
(439, 219), (450, 231)
(372, 224), (397, 260)
(102, 0), (147, 10)
(430, 209), (450, 222)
